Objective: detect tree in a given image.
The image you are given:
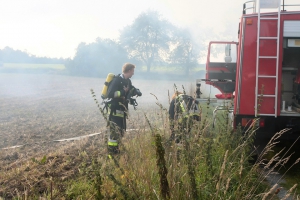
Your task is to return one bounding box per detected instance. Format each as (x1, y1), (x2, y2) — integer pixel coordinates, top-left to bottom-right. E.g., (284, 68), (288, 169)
(67, 38), (128, 77)
(0, 46), (66, 64)
(120, 11), (173, 72)
(169, 29), (199, 76)
(0, 47), (31, 63)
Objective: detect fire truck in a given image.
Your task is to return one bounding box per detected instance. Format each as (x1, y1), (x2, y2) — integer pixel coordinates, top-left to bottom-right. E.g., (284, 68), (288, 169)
(197, 0), (300, 139)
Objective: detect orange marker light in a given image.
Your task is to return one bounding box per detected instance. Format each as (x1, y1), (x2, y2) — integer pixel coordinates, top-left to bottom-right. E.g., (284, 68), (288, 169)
(242, 118), (265, 127)
(246, 19), (253, 25)
(242, 118), (252, 126)
(259, 119), (265, 127)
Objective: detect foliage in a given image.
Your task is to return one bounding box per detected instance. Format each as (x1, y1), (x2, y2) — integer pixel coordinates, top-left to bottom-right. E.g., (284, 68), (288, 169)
(82, 93), (278, 199)
(1, 103), (299, 199)
(120, 10), (174, 72)
(66, 38), (129, 77)
(1, 10), (203, 77)
(0, 46), (65, 64)
(66, 178), (95, 199)
(2, 63), (65, 70)
(153, 130), (170, 199)
(1, 79), (299, 199)
(31, 155), (47, 165)
(168, 28), (200, 75)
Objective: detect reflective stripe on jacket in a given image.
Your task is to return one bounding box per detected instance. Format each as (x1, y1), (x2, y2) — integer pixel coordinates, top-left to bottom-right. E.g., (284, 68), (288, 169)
(177, 94), (200, 119)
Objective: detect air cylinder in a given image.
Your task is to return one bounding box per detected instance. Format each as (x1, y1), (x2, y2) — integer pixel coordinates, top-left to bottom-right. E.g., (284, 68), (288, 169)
(101, 73), (115, 99)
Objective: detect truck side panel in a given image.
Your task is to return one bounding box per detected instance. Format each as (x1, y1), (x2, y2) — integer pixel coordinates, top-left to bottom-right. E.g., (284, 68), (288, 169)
(234, 12), (300, 135)
(237, 15), (283, 115)
(237, 16), (257, 115)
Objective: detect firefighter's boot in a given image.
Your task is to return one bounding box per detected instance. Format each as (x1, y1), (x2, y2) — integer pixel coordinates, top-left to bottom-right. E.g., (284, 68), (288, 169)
(108, 139), (119, 155)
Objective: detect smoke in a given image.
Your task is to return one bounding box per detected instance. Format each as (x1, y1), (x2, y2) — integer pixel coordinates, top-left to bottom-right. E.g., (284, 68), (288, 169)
(133, 73), (220, 109)
(0, 73), (50, 97)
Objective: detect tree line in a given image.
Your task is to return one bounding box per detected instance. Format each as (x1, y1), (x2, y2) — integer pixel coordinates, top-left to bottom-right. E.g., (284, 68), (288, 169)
(1, 11), (202, 77)
(0, 47), (65, 65)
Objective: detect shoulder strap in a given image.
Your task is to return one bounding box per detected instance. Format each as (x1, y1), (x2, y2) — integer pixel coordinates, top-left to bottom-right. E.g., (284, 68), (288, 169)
(115, 74), (123, 81)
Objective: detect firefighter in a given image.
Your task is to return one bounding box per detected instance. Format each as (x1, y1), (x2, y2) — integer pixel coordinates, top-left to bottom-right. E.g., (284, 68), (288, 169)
(169, 91), (201, 143)
(106, 63), (136, 154)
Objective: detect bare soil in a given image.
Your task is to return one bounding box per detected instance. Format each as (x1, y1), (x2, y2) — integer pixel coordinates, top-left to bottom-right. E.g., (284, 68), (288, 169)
(2, 73), (298, 199)
(0, 73), (193, 198)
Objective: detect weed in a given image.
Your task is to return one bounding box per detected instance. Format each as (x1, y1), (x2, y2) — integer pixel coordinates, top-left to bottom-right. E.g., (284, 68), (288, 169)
(1, 76), (300, 199)
(154, 133), (170, 199)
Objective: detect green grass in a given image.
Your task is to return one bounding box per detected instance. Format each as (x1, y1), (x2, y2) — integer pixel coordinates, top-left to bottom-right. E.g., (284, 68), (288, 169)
(1, 100), (298, 199)
(1, 75), (299, 199)
(281, 174), (300, 197)
(67, 94), (286, 199)
(138, 65), (205, 73)
(2, 63), (65, 70)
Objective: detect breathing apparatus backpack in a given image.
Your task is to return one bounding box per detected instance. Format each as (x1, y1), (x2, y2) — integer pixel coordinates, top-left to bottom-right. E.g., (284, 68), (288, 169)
(101, 73), (115, 99)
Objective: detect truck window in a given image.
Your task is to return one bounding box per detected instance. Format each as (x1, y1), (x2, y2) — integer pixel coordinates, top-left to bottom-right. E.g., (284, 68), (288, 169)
(209, 43), (237, 63)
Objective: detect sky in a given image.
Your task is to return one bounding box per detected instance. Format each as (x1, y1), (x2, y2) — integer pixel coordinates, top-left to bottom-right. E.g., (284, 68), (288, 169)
(1, 0), (298, 59)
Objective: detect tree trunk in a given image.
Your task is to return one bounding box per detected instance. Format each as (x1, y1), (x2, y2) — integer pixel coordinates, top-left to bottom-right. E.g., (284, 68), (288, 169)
(147, 64), (151, 72)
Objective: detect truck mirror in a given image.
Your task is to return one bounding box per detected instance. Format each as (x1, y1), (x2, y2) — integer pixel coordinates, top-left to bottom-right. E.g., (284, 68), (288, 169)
(225, 44), (231, 56)
(224, 44), (232, 63)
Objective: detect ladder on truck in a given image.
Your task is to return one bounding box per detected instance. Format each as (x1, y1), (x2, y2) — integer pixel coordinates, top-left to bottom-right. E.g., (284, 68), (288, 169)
(255, 0), (281, 117)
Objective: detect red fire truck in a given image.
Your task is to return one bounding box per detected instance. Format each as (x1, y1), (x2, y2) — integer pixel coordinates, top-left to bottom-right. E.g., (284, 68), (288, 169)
(198, 0), (300, 139)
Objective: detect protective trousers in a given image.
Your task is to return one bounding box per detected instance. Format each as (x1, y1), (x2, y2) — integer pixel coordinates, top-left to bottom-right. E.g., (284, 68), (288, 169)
(107, 109), (126, 154)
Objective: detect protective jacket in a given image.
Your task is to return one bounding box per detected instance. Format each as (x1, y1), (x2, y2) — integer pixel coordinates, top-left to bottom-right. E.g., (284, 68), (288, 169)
(169, 94), (201, 143)
(169, 94), (200, 122)
(107, 74), (133, 154)
(107, 74), (133, 115)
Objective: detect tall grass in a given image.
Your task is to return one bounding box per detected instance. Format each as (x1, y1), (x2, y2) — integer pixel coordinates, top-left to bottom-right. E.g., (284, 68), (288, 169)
(1, 91), (299, 199)
(77, 91), (298, 199)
